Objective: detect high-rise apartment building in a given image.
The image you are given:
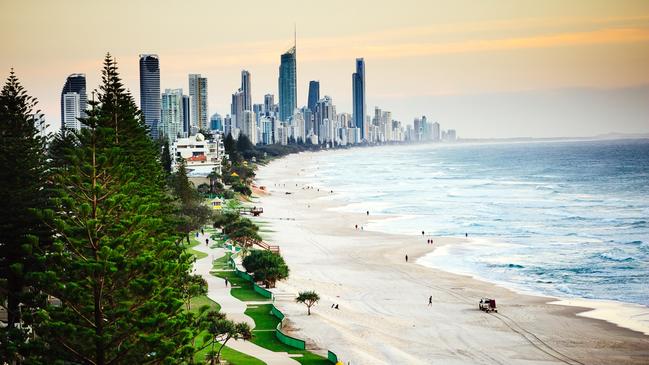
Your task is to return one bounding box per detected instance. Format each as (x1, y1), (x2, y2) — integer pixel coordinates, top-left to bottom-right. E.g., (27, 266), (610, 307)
(62, 92), (81, 131)
(182, 94), (191, 137)
(307, 80), (319, 113)
(160, 88), (184, 143)
(315, 95), (336, 141)
(60, 73), (87, 130)
(139, 54), (161, 139)
(231, 89), (245, 130)
(210, 113), (223, 131)
(240, 110), (257, 144)
(352, 58), (366, 140)
(432, 121), (441, 141)
(264, 94), (275, 116)
(188, 74), (208, 131)
(241, 70), (252, 111)
(278, 45), (296, 121)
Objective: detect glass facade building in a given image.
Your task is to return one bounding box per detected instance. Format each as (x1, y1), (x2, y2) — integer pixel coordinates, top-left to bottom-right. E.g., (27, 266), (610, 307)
(278, 46), (296, 122)
(139, 54), (161, 139)
(352, 58), (366, 140)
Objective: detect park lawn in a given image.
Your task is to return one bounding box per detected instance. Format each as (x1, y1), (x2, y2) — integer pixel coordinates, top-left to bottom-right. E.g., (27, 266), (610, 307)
(186, 236), (208, 260)
(244, 305), (329, 365)
(189, 294), (265, 365)
(213, 271), (269, 302)
(212, 253), (232, 270)
(189, 295), (221, 313)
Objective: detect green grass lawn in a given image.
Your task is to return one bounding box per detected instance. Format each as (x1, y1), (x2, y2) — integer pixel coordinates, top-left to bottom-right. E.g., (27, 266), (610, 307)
(213, 253), (232, 270)
(189, 295), (221, 313)
(212, 271), (269, 302)
(188, 295), (265, 365)
(244, 304), (330, 365)
(186, 236), (208, 260)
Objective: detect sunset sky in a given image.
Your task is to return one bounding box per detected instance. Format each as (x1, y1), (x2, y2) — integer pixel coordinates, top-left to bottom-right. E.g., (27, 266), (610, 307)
(2, 0), (648, 138)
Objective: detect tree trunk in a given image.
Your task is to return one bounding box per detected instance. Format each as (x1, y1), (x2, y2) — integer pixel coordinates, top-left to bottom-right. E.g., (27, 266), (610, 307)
(307, 306), (311, 315)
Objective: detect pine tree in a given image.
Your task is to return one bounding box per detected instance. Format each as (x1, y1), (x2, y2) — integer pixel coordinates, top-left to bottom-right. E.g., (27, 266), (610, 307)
(161, 138), (172, 174)
(35, 55), (198, 364)
(0, 69), (51, 363)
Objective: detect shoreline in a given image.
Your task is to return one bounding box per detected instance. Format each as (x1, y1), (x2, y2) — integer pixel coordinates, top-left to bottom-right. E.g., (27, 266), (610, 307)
(253, 151), (649, 364)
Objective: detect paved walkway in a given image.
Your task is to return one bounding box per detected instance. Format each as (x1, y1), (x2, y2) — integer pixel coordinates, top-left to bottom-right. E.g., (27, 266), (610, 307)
(193, 231), (301, 365)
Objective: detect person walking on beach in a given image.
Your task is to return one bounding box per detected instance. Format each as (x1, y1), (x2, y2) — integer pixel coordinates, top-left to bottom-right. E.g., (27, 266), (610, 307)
(355, 224), (358, 230)
(366, 211), (369, 216)
(429, 295), (432, 306)
(465, 233), (468, 238)
(422, 230), (425, 236)
(405, 254), (409, 263)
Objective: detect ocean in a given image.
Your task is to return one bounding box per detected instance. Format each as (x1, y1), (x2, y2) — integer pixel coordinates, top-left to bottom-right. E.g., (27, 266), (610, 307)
(301, 139), (649, 306)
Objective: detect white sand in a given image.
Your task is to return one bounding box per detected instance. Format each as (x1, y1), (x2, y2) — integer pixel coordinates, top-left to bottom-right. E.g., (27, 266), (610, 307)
(253, 152), (649, 365)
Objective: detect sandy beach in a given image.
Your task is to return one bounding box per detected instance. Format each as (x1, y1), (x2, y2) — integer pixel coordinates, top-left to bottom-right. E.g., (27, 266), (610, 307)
(253, 151), (649, 365)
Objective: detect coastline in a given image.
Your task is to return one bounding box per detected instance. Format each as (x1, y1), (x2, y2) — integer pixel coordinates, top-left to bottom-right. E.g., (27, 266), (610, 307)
(253, 151), (649, 364)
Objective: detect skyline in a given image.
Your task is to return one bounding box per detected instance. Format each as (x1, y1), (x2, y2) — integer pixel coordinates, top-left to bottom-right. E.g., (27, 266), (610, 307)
(2, 0), (649, 138)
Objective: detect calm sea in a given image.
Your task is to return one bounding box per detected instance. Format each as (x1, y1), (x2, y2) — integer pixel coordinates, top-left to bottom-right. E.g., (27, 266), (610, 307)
(302, 139), (649, 306)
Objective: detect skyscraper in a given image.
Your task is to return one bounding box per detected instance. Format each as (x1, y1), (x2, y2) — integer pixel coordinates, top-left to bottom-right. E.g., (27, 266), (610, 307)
(432, 121), (441, 141)
(188, 74), (208, 131)
(60, 73), (86, 130)
(241, 70), (252, 112)
(139, 54), (161, 139)
(278, 44), (297, 122)
(264, 94), (275, 116)
(161, 88), (184, 143)
(182, 94), (191, 137)
(352, 58), (366, 141)
(307, 80), (320, 113)
(231, 89), (245, 130)
(62, 92), (81, 131)
(315, 95), (336, 141)
(241, 110), (257, 145)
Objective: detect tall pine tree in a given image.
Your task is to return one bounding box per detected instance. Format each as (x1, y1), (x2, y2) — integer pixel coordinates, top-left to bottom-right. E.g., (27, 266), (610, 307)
(0, 69), (51, 363)
(35, 55), (199, 364)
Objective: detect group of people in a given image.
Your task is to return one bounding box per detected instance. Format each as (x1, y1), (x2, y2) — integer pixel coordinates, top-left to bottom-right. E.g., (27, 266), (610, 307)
(330, 303), (340, 310)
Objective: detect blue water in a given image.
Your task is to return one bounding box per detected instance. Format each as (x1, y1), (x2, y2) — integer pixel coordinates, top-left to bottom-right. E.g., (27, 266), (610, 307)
(303, 139), (649, 306)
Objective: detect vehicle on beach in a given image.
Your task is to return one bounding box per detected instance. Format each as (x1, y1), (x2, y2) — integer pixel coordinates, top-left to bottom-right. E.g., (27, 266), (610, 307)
(479, 298), (497, 313)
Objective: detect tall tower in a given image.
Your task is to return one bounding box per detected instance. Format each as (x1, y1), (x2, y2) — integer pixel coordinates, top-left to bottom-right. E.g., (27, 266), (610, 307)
(307, 80), (319, 113)
(278, 30), (297, 122)
(241, 70), (252, 111)
(188, 74), (208, 132)
(60, 73), (87, 130)
(139, 54), (161, 139)
(182, 94), (191, 137)
(352, 58), (366, 141)
(231, 89), (245, 130)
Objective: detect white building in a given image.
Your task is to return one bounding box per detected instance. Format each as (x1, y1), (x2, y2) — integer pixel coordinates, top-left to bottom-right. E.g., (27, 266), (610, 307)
(171, 133), (223, 185)
(240, 110), (257, 144)
(161, 88), (184, 143)
(63, 92), (81, 130)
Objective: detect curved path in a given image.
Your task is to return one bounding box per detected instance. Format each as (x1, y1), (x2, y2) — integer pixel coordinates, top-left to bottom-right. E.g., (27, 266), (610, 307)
(193, 232), (301, 365)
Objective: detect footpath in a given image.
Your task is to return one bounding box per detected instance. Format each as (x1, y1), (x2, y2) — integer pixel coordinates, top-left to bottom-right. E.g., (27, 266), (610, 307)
(193, 231), (301, 365)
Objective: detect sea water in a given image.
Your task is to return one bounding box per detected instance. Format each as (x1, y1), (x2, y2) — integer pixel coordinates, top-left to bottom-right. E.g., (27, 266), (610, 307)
(302, 139), (649, 306)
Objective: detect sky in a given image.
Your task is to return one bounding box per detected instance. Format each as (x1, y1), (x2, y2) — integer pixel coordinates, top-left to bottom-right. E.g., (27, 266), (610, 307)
(1, 0), (648, 138)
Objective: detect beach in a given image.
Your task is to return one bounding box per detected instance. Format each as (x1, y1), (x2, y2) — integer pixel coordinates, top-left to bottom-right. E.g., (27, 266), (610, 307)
(253, 151), (649, 365)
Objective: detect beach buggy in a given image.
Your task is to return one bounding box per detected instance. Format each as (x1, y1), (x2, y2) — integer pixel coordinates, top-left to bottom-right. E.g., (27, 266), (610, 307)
(479, 298), (498, 313)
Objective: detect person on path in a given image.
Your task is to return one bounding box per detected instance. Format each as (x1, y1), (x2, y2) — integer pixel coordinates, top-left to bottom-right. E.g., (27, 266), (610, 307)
(205, 238), (209, 246)
(225, 278), (228, 287)
(429, 296), (433, 306)
(201, 228), (204, 235)
(405, 254), (409, 263)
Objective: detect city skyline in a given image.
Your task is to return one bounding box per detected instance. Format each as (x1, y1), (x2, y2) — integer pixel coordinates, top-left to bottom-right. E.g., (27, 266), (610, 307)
(2, 0), (649, 138)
